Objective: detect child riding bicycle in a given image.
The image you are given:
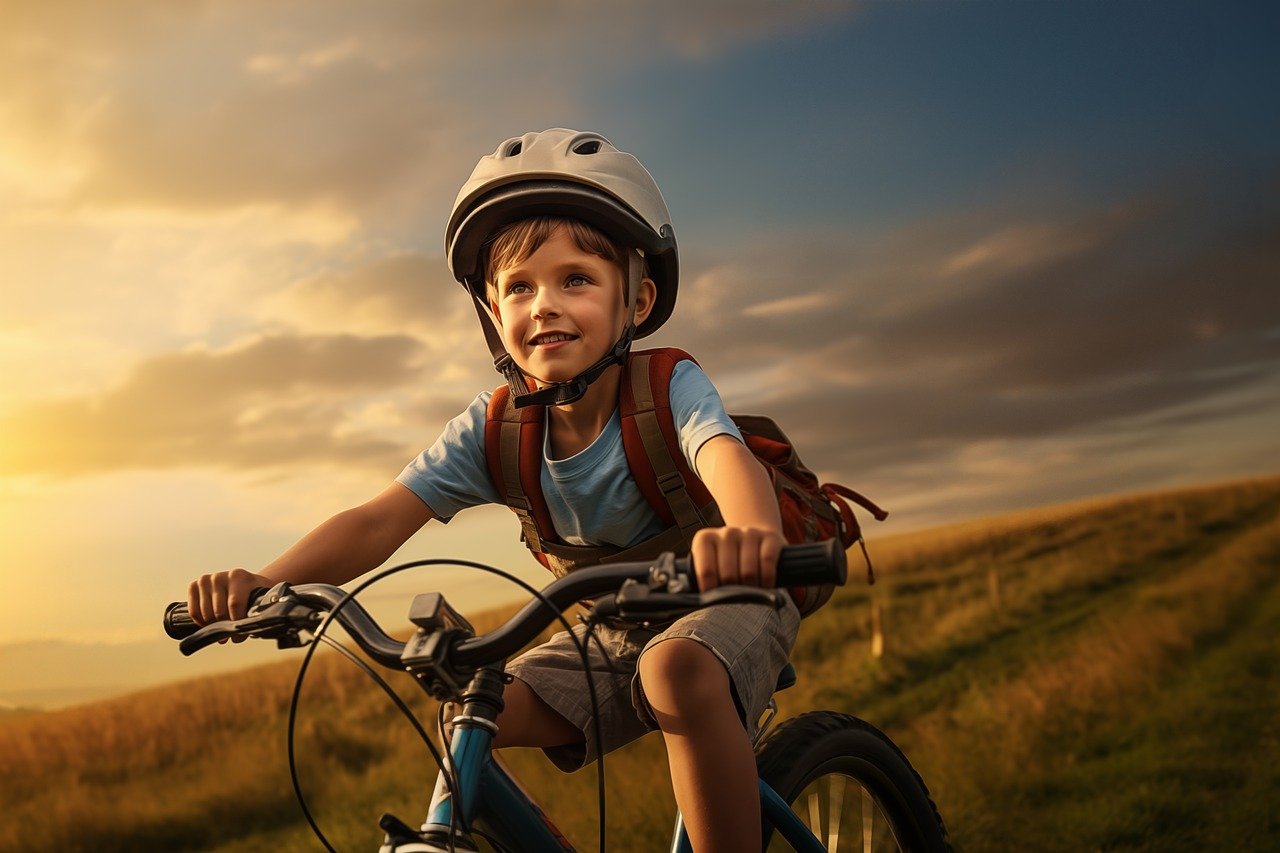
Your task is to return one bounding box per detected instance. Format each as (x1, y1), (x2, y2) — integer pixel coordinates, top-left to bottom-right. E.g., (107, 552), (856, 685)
(186, 128), (799, 853)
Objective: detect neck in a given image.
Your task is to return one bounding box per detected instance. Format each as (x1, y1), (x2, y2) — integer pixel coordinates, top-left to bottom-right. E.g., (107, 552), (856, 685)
(544, 362), (622, 443)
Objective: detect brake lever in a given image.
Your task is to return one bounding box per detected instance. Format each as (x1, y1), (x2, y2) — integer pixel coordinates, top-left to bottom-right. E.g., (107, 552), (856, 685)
(177, 583), (323, 656)
(178, 621), (250, 656)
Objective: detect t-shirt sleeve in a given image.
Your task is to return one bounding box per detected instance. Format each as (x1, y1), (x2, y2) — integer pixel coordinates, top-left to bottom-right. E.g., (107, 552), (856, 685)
(669, 359), (744, 475)
(395, 391), (502, 521)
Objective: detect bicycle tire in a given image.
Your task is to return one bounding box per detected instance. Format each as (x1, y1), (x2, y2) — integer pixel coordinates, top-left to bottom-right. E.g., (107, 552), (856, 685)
(755, 711), (951, 852)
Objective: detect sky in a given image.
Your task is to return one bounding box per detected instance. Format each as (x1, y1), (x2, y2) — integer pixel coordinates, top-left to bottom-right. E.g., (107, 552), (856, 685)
(1, 1), (1278, 702)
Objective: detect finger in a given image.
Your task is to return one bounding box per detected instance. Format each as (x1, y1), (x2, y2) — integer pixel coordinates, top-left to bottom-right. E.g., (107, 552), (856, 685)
(210, 573), (230, 623)
(692, 530), (719, 591)
(760, 534), (783, 589)
(718, 528), (742, 587)
(227, 569), (253, 620)
(197, 575), (217, 627)
(187, 579), (206, 626)
(737, 529), (762, 587)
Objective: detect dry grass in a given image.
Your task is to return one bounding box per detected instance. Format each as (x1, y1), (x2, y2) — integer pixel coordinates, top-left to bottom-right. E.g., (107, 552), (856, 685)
(911, 512), (1279, 771)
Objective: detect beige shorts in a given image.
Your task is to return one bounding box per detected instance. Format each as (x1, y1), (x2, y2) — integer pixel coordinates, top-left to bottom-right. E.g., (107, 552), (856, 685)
(506, 596), (801, 772)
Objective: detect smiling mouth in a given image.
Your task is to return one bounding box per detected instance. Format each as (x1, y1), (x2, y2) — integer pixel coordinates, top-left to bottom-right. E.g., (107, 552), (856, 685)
(528, 332), (579, 346)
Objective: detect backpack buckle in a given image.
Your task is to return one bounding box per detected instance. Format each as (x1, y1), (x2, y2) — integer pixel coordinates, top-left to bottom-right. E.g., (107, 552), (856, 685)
(656, 470), (686, 496)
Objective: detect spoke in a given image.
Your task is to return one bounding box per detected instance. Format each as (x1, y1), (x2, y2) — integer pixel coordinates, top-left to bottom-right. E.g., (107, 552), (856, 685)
(827, 774), (846, 851)
(862, 785), (874, 853)
(789, 776), (903, 853)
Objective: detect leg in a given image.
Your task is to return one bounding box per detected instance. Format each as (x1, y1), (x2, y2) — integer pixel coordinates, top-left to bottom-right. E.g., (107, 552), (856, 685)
(500, 622), (655, 770)
(639, 638), (761, 853)
(491, 676), (582, 749)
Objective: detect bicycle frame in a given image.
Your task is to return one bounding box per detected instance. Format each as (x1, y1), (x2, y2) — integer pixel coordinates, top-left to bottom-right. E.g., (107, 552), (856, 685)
(423, 727), (574, 851)
(413, 670), (827, 853)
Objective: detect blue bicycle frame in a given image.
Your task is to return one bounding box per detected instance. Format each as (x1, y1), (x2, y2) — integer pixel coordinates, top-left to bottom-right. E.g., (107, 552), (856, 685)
(421, 722), (575, 851)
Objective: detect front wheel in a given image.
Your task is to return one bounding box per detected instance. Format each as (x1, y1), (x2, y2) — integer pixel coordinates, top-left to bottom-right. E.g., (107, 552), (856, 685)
(755, 712), (951, 852)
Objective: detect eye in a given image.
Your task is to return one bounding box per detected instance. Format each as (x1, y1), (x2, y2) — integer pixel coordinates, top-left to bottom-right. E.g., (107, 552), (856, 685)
(566, 274), (590, 288)
(503, 281), (531, 296)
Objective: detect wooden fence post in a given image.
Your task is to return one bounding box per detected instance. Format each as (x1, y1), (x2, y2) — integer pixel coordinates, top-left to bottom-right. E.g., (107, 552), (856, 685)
(870, 601), (884, 659)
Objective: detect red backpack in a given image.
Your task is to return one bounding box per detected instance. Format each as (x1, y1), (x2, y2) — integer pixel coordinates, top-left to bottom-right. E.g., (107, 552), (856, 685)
(484, 347), (886, 616)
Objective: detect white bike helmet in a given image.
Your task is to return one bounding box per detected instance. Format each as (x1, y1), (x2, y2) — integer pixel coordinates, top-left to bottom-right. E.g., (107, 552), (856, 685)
(446, 129), (678, 407)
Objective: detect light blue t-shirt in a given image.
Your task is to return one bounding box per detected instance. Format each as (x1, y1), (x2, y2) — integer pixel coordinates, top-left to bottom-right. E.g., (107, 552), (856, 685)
(396, 360), (741, 549)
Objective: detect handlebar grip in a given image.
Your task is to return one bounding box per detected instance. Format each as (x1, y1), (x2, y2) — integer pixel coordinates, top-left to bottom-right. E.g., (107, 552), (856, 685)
(774, 539), (848, 588)
(164, 601), (199, 639)
(163, 588), (270, 640)
(675, 539), (848, 590)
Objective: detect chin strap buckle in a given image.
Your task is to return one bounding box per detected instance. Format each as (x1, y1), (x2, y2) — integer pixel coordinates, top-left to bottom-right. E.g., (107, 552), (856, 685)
(512, 377), (590, 408)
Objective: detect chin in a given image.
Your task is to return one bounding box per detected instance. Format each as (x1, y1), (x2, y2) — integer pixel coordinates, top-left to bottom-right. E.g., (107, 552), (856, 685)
(530, 366), (582, 385)
(506, 356), (571, 385)
(523, 352), (603, 384)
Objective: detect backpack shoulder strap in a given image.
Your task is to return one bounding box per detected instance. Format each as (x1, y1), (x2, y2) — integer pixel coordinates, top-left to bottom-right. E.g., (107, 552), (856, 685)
(484, 384), (558, 555)
(619, 348), (717, 539)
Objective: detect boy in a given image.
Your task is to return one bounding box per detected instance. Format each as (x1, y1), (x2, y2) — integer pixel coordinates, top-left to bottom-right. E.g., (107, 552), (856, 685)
(187, 129), (799, 852)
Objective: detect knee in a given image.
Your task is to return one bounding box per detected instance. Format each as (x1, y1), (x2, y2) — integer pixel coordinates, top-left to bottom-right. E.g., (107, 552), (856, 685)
(638, 638), (730, 715)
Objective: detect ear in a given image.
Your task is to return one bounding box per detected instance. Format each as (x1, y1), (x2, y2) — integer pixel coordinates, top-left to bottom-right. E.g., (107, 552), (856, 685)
(488, 295), (503, 326)
(631, 277), (658, 327)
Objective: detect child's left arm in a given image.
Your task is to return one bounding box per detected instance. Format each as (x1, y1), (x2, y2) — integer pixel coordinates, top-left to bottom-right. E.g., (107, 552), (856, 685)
(691, 434), (784, 592)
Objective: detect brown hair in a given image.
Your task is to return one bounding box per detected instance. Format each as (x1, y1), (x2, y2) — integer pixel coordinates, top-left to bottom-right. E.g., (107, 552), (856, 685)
(483, 216), (626, 299)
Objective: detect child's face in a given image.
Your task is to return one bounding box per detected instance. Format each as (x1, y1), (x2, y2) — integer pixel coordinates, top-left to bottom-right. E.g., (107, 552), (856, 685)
(490, 225), (650, 385)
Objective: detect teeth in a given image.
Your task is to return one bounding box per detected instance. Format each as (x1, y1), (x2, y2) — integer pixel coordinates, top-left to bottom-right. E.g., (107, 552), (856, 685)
(533, 333), (574, 345)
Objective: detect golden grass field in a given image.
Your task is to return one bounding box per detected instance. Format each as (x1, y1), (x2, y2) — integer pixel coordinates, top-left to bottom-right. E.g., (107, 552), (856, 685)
(2, 475), (1278, 851)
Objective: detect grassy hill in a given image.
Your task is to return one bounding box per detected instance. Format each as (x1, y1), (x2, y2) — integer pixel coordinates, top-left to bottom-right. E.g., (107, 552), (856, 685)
(2, 475), (1278, 852)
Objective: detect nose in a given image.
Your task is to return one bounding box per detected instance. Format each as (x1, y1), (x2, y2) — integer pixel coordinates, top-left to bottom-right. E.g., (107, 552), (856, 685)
(530, 284), (561, 319)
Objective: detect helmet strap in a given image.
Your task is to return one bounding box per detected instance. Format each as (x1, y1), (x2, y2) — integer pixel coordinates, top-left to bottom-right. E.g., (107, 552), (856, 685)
(470, 250), (644, 409)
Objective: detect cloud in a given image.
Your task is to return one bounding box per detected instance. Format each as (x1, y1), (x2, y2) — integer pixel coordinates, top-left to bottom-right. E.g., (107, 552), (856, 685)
(0, 333), (432, 476)
(1, 0), (862, 220)
(938, 217), (1108, 279)
(656, 183), (1280, 491)
(257, 249), (503, 403)
(266, 252), (465, 339)
(0, 0), (868, 430)
(742, 291), (839, 318)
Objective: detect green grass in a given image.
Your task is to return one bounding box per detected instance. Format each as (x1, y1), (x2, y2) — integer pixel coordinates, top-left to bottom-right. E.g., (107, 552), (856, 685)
(1011, 545), (1280, 851)
(2, 475), (1278, 852)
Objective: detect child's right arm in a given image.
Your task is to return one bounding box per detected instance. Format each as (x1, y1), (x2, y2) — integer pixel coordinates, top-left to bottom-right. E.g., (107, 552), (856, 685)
(186, 482), (434, 626)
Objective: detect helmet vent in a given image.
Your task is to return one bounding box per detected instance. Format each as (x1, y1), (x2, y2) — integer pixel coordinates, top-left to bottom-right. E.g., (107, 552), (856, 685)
(572, 139), (602, 155)
(506, 141), (523, 156)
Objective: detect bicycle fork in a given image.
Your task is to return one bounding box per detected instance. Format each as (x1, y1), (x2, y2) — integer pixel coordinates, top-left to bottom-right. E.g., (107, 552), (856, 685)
(381, 666), (575, 853)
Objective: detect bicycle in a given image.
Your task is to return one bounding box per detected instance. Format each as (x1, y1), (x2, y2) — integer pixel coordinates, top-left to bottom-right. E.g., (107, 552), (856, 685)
(165, 540), (950, 852)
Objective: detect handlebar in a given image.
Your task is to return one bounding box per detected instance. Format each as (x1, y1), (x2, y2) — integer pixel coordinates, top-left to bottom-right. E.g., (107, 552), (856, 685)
(164, 540), (847, 669)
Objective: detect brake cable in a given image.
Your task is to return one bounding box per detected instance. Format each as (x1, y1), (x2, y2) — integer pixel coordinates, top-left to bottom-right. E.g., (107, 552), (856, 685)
(284, 557), (612, 853)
